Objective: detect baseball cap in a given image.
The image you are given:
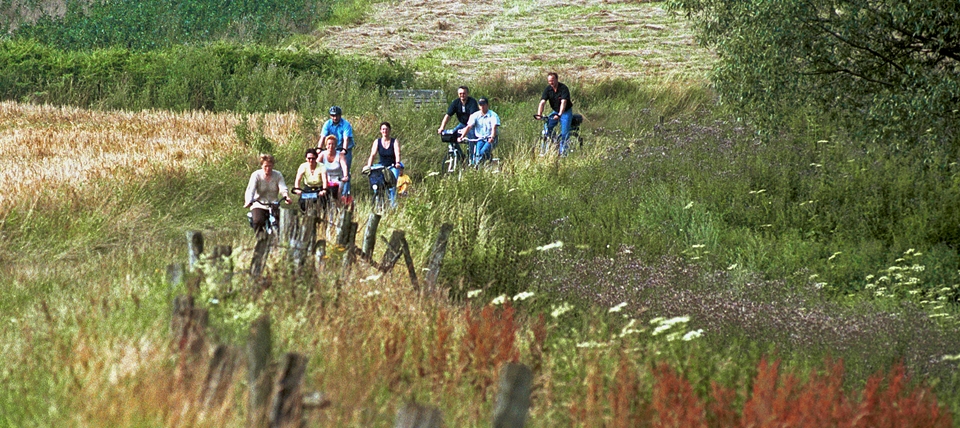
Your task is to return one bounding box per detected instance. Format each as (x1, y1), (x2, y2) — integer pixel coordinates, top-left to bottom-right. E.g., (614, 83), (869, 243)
(477, 97), (488, 105)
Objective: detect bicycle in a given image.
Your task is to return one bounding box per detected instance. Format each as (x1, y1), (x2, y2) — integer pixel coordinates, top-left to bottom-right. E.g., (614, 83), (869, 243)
(439, 129), (467, 175)
(362, 164), (393, 213)
(246, 201), (281, 237)
(461, 135), (498, 168)
(534, 113), (584, 156)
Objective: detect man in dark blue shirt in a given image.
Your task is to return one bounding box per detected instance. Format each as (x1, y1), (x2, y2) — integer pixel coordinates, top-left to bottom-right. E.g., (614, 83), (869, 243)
(437, 86), (480, 139)
(535, 72), (575, 155)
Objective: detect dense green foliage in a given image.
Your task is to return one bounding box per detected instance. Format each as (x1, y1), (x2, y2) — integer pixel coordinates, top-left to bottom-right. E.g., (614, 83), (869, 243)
(3, 0), (325, 49)
(668, 0), (960, 144)
(0, 40), (413, 111)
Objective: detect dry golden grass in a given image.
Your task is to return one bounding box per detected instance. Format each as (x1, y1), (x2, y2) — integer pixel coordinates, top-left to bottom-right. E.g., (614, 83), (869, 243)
(0, 101), (303, 210)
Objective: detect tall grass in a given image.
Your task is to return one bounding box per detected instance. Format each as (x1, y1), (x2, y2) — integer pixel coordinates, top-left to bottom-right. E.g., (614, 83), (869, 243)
(4, 71), (960, 423)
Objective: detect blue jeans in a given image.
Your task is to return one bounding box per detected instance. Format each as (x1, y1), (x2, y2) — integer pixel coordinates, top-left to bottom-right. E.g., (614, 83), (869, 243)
(387, 166), (399, 207)
(472, 136), (497, 164)
(544, 110), (573, 155)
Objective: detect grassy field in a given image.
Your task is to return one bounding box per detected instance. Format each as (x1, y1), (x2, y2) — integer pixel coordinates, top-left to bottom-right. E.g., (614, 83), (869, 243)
(3, 0), (960, 426)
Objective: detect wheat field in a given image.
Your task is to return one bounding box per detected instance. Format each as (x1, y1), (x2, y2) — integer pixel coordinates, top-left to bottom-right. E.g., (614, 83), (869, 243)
(0, 101), (304, 210)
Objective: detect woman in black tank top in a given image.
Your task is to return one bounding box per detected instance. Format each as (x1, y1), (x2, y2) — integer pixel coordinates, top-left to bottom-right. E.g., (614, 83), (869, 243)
(364, 121), (403, 207)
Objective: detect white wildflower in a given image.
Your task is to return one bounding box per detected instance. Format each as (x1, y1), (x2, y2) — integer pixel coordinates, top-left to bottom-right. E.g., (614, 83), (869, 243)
(365, 290), (381, 297)
(491, 295), (507, 305)
(536, 241), (563, 251)
(609, 302), (628, 313)
(466, 289), (483, 299)
(513, 291), (535, 301)
(576, 341), (607, 348)
(682, 329), (704, 341)
(551, 303), (573, 318)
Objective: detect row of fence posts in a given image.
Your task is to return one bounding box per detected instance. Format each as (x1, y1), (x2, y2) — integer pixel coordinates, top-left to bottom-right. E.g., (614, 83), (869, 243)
(171, 206), (533, 426)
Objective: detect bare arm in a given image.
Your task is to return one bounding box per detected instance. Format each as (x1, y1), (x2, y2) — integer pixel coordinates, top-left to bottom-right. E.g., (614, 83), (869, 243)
(438, 114), (452, 134)
(293, 164), (305, 194)
(536, 99), (547, 117)
(557, 99), (568, 116)
(365, 139), (379, 168)
(339, 154), (349, 181)
(393, 139), (401, 167)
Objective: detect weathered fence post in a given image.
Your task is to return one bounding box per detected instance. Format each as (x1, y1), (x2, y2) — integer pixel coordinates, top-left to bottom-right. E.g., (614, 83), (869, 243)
(395, 401), (444, 428)
(379, 230), (404, 273)
(336, 209), (354, 247)
(248, 315), (272, 428)
(171, 295), (208, 357)
(492, 363), (533, 428)
(290, 206), (318, 277)
(187, 230), (204, 272)
(399, 233), (419, 290)
(200, 345), (240, 410)
(424, 224), (454, 291)
(250, 234), (272, 279)
(315, 239), (326, 274)
(166, 263), (184, 287)
(269, 353), (309, 428)
(280, 207), (297, 243)
(362, 213), (381, 259)
(341, 221), (358, 277)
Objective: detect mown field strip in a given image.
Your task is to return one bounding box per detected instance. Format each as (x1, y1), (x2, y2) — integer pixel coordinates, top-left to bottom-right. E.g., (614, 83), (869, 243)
(311, 0), (714, 82)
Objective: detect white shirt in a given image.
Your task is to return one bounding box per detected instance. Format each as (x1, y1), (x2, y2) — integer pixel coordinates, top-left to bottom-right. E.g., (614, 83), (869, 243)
(467, 109), (500, 139)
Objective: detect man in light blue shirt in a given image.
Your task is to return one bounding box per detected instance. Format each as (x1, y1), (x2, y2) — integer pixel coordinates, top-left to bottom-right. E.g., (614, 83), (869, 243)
(319, 106), (355, 196)
(459, 98), (500, 165)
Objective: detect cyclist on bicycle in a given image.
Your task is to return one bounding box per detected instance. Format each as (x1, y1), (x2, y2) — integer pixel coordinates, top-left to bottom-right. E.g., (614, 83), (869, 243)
(244, 154), (291, 234)
(292, 148), (327, 212)
(437, 85), (479, 139)
(319, 135), (349, 203)
(364, 121), (402, 207)
(459, 97), (500, 165)
(534, 72), (574, 156)
(319, 106), (354, 197)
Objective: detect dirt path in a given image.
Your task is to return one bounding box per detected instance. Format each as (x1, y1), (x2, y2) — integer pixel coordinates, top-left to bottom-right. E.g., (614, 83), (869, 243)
(309, 0), (713, 83)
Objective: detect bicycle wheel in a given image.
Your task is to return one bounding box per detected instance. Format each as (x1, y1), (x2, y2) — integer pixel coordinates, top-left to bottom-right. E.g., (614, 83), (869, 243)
(442, 150), (458, 175)
(538, 132), (555, 156)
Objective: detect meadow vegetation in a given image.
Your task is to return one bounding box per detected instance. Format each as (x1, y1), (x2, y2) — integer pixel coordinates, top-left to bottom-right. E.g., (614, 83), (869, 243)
(2, 0), (960, 426)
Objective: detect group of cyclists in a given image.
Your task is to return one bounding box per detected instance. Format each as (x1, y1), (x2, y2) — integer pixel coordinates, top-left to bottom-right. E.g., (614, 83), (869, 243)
(244, 72), (575, 234)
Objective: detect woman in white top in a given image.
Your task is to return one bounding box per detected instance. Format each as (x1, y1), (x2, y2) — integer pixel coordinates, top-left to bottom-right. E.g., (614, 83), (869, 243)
(319, 135), (349, 201)
(244, 154), (291, 233)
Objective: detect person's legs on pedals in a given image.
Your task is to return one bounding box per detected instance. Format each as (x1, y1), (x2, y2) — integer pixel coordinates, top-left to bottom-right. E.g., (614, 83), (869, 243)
(558, 110), (573, 156)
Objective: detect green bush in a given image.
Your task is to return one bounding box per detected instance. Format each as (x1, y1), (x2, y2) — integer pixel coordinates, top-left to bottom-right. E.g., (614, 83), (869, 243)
(0, 40), (413, 111)
(6, 0), (322, 50)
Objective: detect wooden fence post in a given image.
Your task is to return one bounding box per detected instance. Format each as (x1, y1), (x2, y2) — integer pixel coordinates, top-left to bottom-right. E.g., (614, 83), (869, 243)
(187, 230), (204, 272)
(200, 345), (240, 410)
(166, 263), (184, 287)
(379, 230), (404, 273)
(171, 295), (208, 357)
(250, 234), (272, 279)
(248, 315), (272, 428)
(424, 224), (454, 291)
(269, 353), (309, 428)
(336, 209), (354, 248)
(362, 213), (381, 259)
(399, 233), (419, 290)
(395, 402), (444, 428)
(340, 222), (358, 277)
(492, 363), (533, 428)
(280, 207), (297, 243)
(315, 239), (326, 274)
(290, 207), (317, 278)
